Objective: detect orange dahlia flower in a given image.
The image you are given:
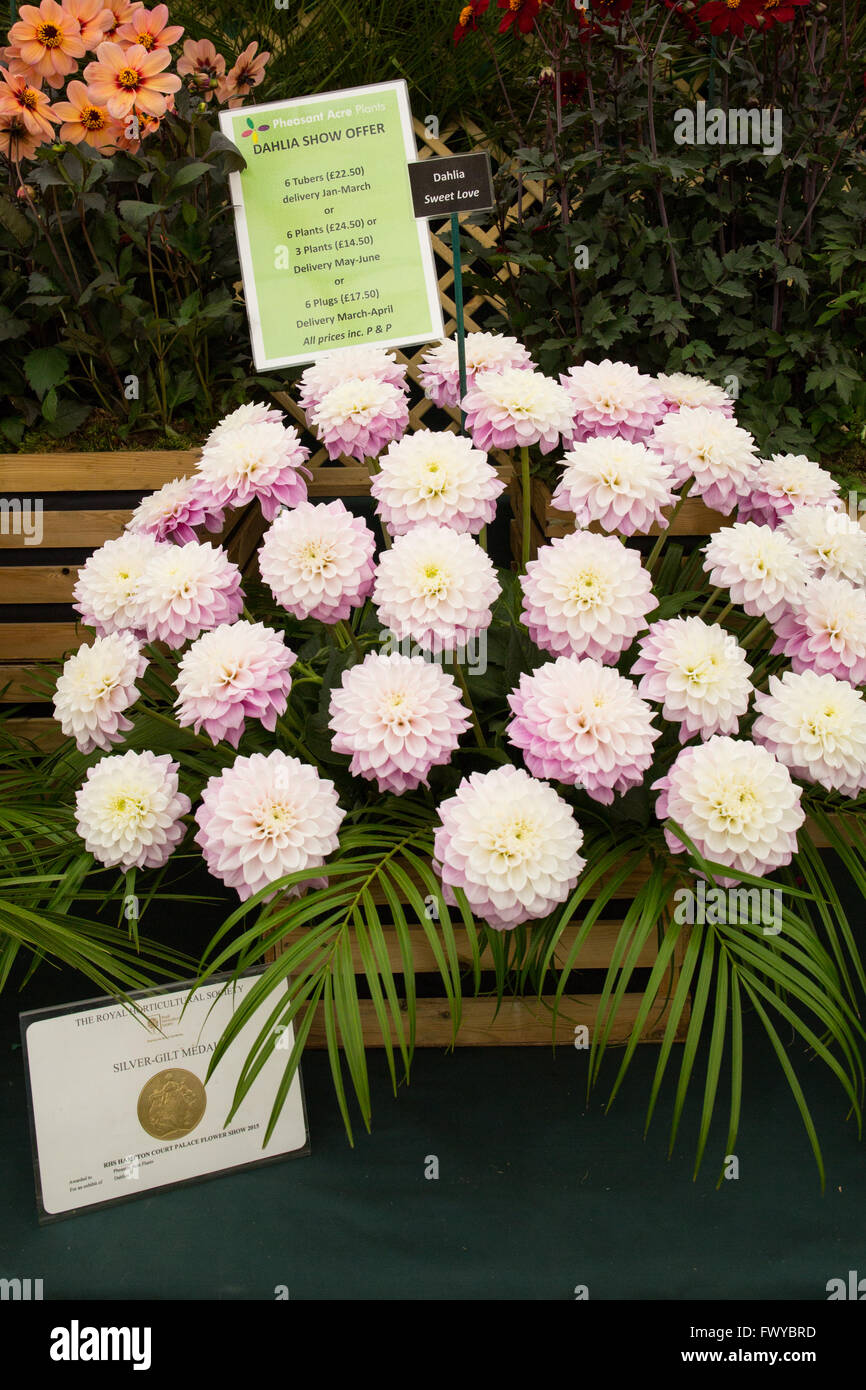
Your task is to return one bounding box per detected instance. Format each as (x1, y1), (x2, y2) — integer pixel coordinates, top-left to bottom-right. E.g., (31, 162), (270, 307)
(116, 4), (183, 52)
(83, 39), (180, 117)
(9, 0), (86, 89)
(0, 68), (59, 142)
(63, 0), (114, 52)
(52, 78), (119, 148)
(176, 37), (225, 101)
(216, 41), (269, 108)
(0, 111), (41, 159)
(101, 0), (145, 41)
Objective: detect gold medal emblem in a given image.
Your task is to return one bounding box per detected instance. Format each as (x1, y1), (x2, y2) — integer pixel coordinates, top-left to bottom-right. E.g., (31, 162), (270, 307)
(137, 1068), (207, 1141)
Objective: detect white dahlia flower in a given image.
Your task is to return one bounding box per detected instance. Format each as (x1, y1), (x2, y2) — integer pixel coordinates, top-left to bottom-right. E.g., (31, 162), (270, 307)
(771, 576), (866, 686)
(654, 736), (805, 884)
(194, 751), (344, 902)
(433, 764), (586, 929)
(203, 401), (285, 444)
(373, 523), (500, 653)
(703, 521), (812, 623)
(506, 656), (660, 803)
(73, 532), (166, 637)
(370, 429), (505, 536)
(561, 358), (667, 444)
(258, 500), (376, 624)
(195, 419), (310, 521)
(75, 750), (191, 871)
(328, 652), (470, 793)
(418, 332), (534, 408)
(126, 475), (224, 545)
(753, 669), (866, 796)
(656, 372), (735, 415)
(53, 631), (146, 754)
(632, 617), (753, 741)
(551, 436), (678, 536)
(133, 541), (243, 648)
(520, 530), (655, 662)
(648, 406), (759, 514)
(462, 367), (574, 454)
(298, 347), (408, 415)
(738, 453), (842, 528)
(310, 377), (409, 462)
(780, 505), (866, 586)
(174, 621), (296, 748)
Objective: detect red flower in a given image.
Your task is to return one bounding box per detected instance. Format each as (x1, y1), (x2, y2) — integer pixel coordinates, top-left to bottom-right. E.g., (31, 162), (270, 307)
(453, 0), (489, 43)
(497, 0), (550, 35)
(755, 0), (811, 27)
(697, 0), (763, 37)
(664, 0), (701, 40)
(591, 0), (634, 19)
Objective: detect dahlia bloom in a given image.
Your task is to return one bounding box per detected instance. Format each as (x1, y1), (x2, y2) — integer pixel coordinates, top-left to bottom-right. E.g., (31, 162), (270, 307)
(175, 620), (296, 747)
(9, 0), (86, 88)
(370, 430), (505, 536)
(520, 530), (655, 662)
(116, 3), (183, 51)
(632, 617), (753, 741)
(63, 0), (115, 52)
(100, 0), (144, 42)
(654, 736), (805, 885)
(551, 436), (677, 536)
(194, 751), (344, 902)
(76, 750), (190, 871)
(126, 475), (223, 544)
(328, 652), (470, 793)
(297, 347), (408, 416)
(507, 657), (660, 803)
(780, 506), (866, 587)
(216, 40), (269, 107)
(83, 40), (181, 118)
(462, 367), (574, 455)
(0, 112), (41, 159)
(52, 79), (119, 149)
(133, 540), (243, 648)
(176, 37), (225, 99)
(737, 453), (842, 528)
(560, 359), (667, 445)
(771, 577), (866, 687)
(373, 523), (500, 653)
(310, 378), (409, 462)
(703, 521), (811, 623)
(53, 630), (146, 753)
(697, 0), (763, 38)
(656, 371), (735, 416)
(433, 764), (586, 930)
(648, 407), (759, 514)
(204, 400), (284, 442)
(195, 420), (310, 521)
(258, 500), (376, 624)
(417, 332), (533, 409)
(753, 670), (866, 797)
(0, 70), (59, 142)
(73, 531), (166, 636)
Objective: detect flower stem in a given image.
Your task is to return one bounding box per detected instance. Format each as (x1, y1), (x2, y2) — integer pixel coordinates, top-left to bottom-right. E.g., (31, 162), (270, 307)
(451, 656), (486, 750)
(696, 587), (723, 621)
(275, 713), (319, 769)
(520, 445), (532, 572)
(646, 480), (692, 576)
(336, 618), (363, 659)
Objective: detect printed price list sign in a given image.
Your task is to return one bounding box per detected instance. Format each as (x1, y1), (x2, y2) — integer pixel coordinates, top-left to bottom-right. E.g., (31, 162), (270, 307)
(221, 81), (443, 368)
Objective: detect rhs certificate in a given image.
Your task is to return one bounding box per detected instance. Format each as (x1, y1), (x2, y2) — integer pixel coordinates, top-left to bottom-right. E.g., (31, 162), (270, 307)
(20, 972), (309, 1221)
(220, 79), (443, 368)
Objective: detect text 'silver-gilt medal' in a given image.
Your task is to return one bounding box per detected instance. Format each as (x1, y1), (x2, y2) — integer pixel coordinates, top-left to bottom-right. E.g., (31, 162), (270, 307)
(137, 1068), (207, 1141)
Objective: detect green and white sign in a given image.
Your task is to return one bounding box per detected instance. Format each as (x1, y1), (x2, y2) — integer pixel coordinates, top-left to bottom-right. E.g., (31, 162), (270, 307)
(220, 81), (444, 370)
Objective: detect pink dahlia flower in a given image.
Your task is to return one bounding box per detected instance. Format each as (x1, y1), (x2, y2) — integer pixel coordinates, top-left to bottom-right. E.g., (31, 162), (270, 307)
(433, 764), (586, 930)
(771, 577), (866, 686)
(737, 453), (842, 528)
(560, 358), (667, 444)
(258, 500), (376, 624)
(506, 656), (660, 803)
(632, 617), (753, 742)
(204, 401), (285, 444)
(462, 367), (574, 454)
(418, 332), (534, 409)
(653, 735), (805, 886)
(126, 475), (224, 545)
(298, 347), (408, 416)
(656, 372), (735, 416)
(175, 621), (296, 747)
(194, 751), (344, 902)
(73, 532), (166, 637)
(310, 378), (409, 462)
(53, 630), (146, 754)
(370, 430), (505, 536)
(551, 436), (678, 536)
(75, 750), (191, 871)
(702, 521), (812, 624)
(195, 420), (310, 522)
(753, 669), (866, 797)
(648, 407), (759, 514)
(372, 523), (500, 654)
(520, 530), (655, 662)
(328, 651), (470, 793)
(780, 506), (866, 587)
(133, 541), (243, 648)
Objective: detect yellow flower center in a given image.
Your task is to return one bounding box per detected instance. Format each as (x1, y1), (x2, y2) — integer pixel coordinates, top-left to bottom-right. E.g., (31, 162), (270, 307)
(459, 4), (473, 22)
(137, 31), (156, 50)
(21, 87), (39, 110)
(712, 786), (757, 827)
(489, 816), (535, 863)
(254, 802), (294, 839)
(299, 539), (333, 574)
(110, 793), (146, 825)
(568, 568), (605, 607)
(118, 67), (141, 90)
(36, 21), (61, 47)
(420, 563), (448, 597)
(82, 105), (107, 130)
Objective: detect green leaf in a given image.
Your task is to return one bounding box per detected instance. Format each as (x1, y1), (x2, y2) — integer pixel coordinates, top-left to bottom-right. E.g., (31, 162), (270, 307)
(23, 347), (68, 398)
